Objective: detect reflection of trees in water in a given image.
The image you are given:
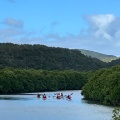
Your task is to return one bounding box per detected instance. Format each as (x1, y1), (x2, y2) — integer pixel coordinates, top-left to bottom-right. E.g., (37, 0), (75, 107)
(0, 96), (30, 100)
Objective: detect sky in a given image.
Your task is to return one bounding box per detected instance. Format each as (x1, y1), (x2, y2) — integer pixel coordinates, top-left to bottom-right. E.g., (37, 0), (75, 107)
(0, 0), (120, 56)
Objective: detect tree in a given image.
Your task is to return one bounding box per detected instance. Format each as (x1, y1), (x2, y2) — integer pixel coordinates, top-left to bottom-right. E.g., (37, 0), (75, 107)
(112, 108), (120, 120)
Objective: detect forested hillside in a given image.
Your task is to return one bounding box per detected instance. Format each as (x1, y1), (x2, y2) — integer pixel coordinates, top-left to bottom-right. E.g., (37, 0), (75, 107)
(81, 65), (120, 106)
(0, 43), (106, 71)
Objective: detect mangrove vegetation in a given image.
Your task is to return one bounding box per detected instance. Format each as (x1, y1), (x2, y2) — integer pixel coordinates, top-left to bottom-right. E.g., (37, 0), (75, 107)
(82, 65), (120, 106)
(0, 68), (87, 94)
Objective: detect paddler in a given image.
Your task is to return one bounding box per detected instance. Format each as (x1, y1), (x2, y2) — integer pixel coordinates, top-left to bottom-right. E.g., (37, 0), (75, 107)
(61, 93), (63, 98)
(56, 93), (61, 99)
(37, 93), (40, 98)
(67, 95), (71, 100)
(43, 94), (47, 99)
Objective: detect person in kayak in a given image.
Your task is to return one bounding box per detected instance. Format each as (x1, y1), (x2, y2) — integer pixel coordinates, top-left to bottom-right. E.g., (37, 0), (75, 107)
(43, 94), (47, 99)
(61, 93), (63, 98)
(56, 93), (61, 99)
(66, 95), (71, 100)
(37, 93), (40, 98)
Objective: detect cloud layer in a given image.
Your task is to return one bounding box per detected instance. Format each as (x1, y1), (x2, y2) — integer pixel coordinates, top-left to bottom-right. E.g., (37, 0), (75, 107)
(1, 15), (120, 56)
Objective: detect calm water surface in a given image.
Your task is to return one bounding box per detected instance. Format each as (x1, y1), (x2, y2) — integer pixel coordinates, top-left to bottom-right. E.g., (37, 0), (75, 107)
(0, 90), (115, 120)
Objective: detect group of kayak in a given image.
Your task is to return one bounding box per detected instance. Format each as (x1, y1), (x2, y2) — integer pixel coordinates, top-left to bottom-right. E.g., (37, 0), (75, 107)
(37, 93), (72, 100)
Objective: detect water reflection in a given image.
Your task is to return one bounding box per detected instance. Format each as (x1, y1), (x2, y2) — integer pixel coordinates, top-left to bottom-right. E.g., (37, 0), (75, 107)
(0, 96), (31, 100)
(0, 90), (116, 120)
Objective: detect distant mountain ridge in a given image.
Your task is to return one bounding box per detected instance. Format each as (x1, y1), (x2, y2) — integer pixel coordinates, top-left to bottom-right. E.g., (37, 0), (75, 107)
(79, 49), (118, 62)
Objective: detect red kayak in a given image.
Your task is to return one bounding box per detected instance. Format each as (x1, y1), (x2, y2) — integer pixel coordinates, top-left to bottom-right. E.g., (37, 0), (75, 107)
(42, 97), (47, 100)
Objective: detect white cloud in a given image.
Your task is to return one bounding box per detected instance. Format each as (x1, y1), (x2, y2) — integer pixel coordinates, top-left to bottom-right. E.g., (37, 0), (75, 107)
(0, 28), (24, 38)
(0, 27), (34, 43)
(43, 14), (120, 56)
(89, 14), (115, 28)
(84, 14), (116, 40)
(81, 14), (120, 56)
(2, 18), (24, 29)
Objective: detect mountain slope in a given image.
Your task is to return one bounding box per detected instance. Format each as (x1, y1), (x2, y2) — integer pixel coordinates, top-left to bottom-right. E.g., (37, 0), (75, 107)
(79, 49), (118, 62)
(0, 43), (106, 71)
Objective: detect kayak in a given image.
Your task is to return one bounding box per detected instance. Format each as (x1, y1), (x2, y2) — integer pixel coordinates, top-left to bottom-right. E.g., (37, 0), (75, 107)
(42, 97), (47, 100)
(56, 95), (61, 99)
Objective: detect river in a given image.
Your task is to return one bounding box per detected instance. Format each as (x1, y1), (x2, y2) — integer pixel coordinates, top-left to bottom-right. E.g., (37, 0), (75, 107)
(0, 90), (115, 120)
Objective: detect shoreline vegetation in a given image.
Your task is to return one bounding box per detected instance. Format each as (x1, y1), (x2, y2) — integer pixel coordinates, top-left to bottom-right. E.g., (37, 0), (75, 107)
(0, 66), (120, 107)
(0, 68), (87, 94)
(112, 108), (120, 120)
(81, 66), (120, 106)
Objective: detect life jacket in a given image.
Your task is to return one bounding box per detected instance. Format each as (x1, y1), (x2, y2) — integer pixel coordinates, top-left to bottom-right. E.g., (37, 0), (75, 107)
(57, 95), (61, 99)
(43, 94), (46, 99)
(67, 95), (71, 99)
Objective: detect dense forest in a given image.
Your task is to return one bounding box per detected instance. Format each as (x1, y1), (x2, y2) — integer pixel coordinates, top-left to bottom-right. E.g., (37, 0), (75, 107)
(0, 43), (106, 71)
(81, 65), (120, 106)
(0, 68), (87, 94)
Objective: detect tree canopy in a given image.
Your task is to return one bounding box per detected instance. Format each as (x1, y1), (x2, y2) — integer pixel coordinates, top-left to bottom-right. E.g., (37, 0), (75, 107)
(0, 43), (106, 71)
(82, 65), (120, 106)
(0, 68), (87, 94)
